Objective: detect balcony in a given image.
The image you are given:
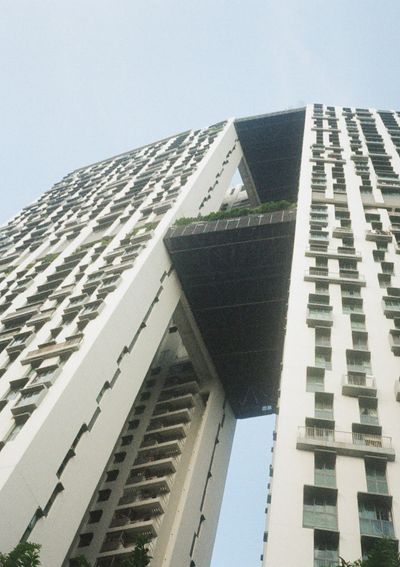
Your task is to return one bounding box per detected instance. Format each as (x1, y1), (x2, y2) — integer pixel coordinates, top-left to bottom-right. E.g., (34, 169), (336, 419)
(29, 365), (61, 388)
(26, 308), (55, 327)
(133, 443), (182, 467)
(109, 503), (163, 531)
(152, 394), (195, 417)
(307, 305), (333, 327)
(359, 517), (395, 539)
(383, 299), (400, 319)
(130, 453), (176, 475)
(99, 525), (158, 556)
(78, 300), (104, 322)
(142, 423), (187, 445)
(164, 373), (198, 388)
(394, 380), (400, 402)
(332, 226), (353, 238)
(6, 332), (33, 355)
(22, 334), (83, 365)
(11, 385), (47, 417)
(366, 229), (393, 243)
(2, 304), (40, 326)
(157, 381), (199, 401)
(297, 426), (395, 461)
(305, 247), (361, 260)
(305, 268), (365, 286)
(117, 486), (169, 509)
(147, 408), (193, 431)
(342, 374), (376, 398)
(125, 472), (174, 492)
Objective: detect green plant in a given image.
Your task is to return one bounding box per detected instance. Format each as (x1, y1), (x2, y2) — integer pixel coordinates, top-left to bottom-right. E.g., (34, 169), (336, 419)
(340, 539), (400, 566)
(40, 253), (59, 265)
(174, 199), (295, 226)
(121, 536), (152, 567)
(125, 221), (159, 240)
(69, 555), (92, 567)
(0, 542), (41, 567)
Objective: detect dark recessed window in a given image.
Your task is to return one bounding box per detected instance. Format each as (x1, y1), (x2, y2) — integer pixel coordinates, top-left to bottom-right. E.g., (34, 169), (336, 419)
(78, 532), (93, 547)
(105, 470), (119, 482)
(88, 510), (103, 524)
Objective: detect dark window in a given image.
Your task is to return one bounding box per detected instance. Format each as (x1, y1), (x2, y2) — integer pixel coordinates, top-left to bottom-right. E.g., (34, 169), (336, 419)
(88, 510), (103, 524)
(97, 489), (111, 502)
(105, 470), (119, 482)
(78, 533), (93, 547)
(113, 452), (126, 464)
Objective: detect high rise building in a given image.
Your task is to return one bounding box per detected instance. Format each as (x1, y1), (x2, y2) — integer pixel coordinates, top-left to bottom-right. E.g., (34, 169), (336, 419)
(0, 105), (399, 567)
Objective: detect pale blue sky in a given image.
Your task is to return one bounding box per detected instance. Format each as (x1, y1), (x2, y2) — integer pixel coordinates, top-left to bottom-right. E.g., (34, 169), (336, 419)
(1, 1), (400, 566)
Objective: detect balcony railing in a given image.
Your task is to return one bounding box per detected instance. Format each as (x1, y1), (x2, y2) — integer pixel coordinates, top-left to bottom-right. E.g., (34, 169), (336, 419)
(366, 229), (393, 243)
(110, 507), (162, 529)
(314, 559), (340, 567)
(359, 517), (395, 538)
(126, 472), (174, 490)
(342, 374), (376, 398)
(22, 334), (83, 365)
(297, 426), (395, 461)
(305, 269), (365, 286)
(100, 529), (157, 554)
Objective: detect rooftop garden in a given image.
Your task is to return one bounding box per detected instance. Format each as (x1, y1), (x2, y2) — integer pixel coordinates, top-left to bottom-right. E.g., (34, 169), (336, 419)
(174, 200), (295, 226)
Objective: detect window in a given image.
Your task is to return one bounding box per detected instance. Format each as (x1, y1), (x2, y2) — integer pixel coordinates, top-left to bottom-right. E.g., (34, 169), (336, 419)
(315, 452), (336, 488)
(97, 489), (111, 502)
(365, 460), (388, 495)
(303, 487), (338, 530)
(0, 387), (19, 411)
(350, 314), (366, 331)
(78, 533), (93, 548)
(315, 328), (331, 347)
(382, 262), (394, 274)
(315, 282), (329, 295)
(128, 420), (139, 430)
(314, 530), (339, 567)
(346, 350), (371, 373)
(352, 331), (369, 351)
(315, 393), (334, 420)
(358, 496), (394, 538)
(316, 257), (328, 268)
(121, 435), (133, 446)
(105, 470), (119, 482)
(3, 420), (26, 443)
(359, 399), (379, 426)
(88, 510), (103, 524)
(307, 367), (325, 393)
(341, 285), (361, 298)
(315, 347), (332, 370)
(113, 452), (126, 464)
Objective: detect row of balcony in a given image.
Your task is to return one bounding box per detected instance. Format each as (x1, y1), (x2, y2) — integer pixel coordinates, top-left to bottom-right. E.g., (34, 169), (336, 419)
(297, 426), (395, 461)
(99, 523), (159, 555)
(305, 268), (365, 286)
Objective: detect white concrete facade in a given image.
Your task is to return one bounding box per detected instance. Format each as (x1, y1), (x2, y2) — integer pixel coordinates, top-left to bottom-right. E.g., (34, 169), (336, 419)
(263, 104), (400, 566)
(0, 120), (241, 566)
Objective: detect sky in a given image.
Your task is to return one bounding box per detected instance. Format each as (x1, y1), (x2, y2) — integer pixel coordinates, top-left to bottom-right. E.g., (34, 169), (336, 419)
(0, 1), (400, 565)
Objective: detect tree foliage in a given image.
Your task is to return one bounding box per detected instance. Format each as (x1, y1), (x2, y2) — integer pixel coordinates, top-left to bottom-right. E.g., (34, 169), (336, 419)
(70, 555), (92, 567)
(121, 536), (152, 567)
(174, 199), (295, 226)
(0, 542), (41, 567)
(340, 539), (400, 567)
